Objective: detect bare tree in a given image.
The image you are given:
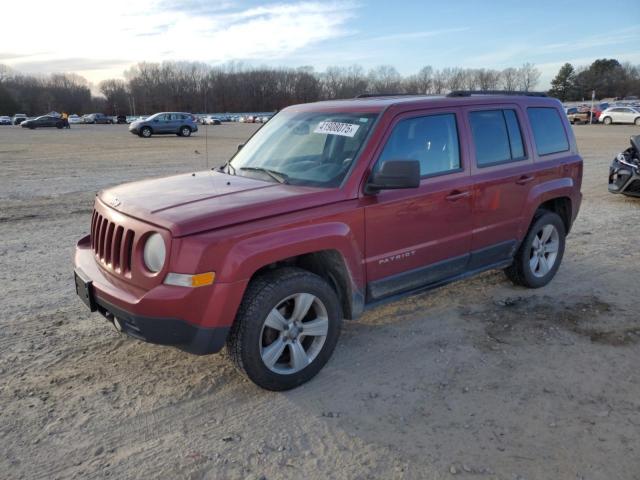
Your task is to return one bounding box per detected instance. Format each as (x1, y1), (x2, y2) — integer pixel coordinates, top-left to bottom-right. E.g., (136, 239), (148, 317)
(500, 67), (519, 91)
(517, 63), (541, 91)
(367, 65), (402, 93)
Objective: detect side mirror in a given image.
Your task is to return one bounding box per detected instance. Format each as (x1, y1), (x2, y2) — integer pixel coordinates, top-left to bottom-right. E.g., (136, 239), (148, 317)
(237, 143), (244, 151)
(366, 160), (420, 194)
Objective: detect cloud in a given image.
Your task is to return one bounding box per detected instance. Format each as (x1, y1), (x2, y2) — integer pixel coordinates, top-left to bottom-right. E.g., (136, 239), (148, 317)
(371, 27), (470, 43)
(1, 0), (358, 82)
(10, 58), (132, 74)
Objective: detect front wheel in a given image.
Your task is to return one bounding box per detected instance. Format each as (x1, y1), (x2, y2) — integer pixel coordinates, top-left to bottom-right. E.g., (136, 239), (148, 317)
(505, 211), (566, 288)
(227, 268), (342, 391)
(140, 126), (152, 138)
(635, 117), (640, 126)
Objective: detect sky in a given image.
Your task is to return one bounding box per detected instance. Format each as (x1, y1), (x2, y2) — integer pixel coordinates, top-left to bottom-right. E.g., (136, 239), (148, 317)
(1, 0), (639, 90)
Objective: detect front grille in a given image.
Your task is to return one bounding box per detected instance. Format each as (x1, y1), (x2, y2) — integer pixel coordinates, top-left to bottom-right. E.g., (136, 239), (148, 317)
(90, 210), (135, 275)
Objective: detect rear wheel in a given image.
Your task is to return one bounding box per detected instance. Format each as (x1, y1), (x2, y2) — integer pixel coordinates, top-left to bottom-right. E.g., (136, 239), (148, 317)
(179, 126), (191, 137)
(505, 211), (566, 288)
(140, 126), (152, 138)
(603, 116), (612, 125)
(227, 268), (342, 391)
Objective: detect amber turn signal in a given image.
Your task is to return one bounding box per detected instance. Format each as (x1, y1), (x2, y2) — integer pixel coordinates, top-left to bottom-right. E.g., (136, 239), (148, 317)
(164, 272), (215, 288)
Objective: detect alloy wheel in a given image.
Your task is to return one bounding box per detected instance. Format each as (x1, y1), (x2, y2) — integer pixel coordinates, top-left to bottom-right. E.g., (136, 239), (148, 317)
(529, 224), (560, 278)
(259, 293), (329, 375)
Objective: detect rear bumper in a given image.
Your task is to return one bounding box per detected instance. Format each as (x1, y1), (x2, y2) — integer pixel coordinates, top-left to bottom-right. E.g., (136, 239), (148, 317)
(74, 234), (247, 354)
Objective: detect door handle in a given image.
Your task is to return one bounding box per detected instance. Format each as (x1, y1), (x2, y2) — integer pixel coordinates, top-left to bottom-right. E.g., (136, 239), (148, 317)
(445, 190), (471, 202)
(516, 175), (535, 185)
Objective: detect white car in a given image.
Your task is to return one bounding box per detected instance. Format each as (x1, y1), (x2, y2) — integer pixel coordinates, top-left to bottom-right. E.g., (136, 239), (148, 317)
(599, 107), (640, 126)
(203, 116), (221, 125)
(68, 114), (83, 124)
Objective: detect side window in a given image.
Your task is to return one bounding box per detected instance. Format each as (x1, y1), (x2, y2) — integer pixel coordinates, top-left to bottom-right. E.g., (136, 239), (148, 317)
(527, 107), (569, 156)
(376, 113), (460, 177)
(469, 109), (526, 167)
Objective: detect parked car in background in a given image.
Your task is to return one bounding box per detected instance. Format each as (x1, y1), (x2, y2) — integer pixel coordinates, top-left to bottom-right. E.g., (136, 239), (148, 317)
(599, 107), (640, 125)
(115, 115), (127, 124)
(203, 116), (222, 125)
(74, 91), (583, 390)
(129, 112), (198, 138)
(84, 113), (113, 124)
(21, 115), (66, 129)
(68, 114), (83, 124)
(0, 116), (11, 125)
(12, 114), (28, 125)
(565, 107), (590, 124)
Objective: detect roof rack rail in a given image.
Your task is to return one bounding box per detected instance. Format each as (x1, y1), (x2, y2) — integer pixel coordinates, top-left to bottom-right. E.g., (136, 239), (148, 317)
(447, 90), (547, 97)
(355, 93), (423, 98)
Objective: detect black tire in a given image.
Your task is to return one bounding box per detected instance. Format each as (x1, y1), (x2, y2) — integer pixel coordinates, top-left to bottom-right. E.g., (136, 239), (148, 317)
(635, 117), (640, 126)
(227, 267), (342, 391)
(603, 116), (612, 125)
(56, 122), (63, 129)
(140, 126), (152, 138)
(180, 126), (191, 137)
(505, 211), (566, 288)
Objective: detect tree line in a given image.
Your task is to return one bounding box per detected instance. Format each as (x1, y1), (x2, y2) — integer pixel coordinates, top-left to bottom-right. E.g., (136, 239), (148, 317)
(0, 61), (544, 116)
(548, 59), (640, 102)
(1, 58), (638, 116)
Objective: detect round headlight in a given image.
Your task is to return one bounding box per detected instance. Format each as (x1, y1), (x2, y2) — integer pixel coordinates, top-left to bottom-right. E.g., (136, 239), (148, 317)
(143, 233), (166, 273)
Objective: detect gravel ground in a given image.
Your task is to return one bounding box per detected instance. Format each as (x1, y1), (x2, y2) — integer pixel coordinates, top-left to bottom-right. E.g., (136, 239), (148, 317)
(1, 123), (639, 480)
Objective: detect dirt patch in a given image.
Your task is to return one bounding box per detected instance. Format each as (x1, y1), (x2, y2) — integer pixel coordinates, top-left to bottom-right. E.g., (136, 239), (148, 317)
(461, 295), (640, 348)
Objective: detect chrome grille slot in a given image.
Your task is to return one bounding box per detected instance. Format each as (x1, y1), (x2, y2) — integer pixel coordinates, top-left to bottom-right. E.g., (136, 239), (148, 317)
(90, 209), (136, 276)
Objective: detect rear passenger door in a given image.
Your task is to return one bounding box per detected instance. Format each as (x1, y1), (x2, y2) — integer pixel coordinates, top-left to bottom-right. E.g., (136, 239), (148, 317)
(464, 105), (534, 268)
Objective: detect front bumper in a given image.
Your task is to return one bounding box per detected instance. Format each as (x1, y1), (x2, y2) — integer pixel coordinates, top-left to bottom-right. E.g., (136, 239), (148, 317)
(74, 266), (228, 355)
(74, 235), (247, 355)
(609, 156), (640, 197)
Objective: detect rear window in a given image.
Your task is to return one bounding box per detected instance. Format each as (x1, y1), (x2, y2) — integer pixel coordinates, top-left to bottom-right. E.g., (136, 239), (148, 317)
(527, 108), (569, 156)
(469, 109), (526, 167)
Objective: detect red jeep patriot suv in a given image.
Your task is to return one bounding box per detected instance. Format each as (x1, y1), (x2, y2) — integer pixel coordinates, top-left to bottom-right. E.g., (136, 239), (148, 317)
(74, 91), (583, 390)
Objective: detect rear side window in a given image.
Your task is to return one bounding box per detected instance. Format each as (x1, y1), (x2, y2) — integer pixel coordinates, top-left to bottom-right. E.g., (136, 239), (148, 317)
(469, 109), (526, 167)
(527, 108), (569, 156)
(376, 113), (460, 177)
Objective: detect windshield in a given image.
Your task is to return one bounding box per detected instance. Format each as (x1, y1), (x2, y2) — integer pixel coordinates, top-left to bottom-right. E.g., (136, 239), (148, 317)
(228, 110), (378, 188)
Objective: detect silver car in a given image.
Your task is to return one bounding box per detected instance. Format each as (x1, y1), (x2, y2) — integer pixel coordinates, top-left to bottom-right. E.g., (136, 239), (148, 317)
(599, 106), (640, 126)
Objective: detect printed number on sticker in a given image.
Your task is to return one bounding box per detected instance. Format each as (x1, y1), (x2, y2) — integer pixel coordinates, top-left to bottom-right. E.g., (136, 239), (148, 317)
(314, 121), (360, 137)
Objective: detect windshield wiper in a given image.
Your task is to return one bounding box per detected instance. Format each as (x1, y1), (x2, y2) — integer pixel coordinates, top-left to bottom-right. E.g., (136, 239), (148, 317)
(239, 167), (288, 184)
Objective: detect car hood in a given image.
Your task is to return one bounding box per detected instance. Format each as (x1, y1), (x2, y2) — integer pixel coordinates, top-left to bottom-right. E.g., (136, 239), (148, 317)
(98, 171), (341, 237)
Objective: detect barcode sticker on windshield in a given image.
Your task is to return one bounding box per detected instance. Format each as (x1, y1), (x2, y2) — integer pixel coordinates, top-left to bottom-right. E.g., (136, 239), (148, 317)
(314, 121), (360, 137)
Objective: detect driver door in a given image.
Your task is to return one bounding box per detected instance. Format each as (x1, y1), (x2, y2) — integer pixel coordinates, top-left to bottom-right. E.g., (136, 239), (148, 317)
(363, 109), (473, 301)
(153, 114), (170, 132)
